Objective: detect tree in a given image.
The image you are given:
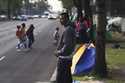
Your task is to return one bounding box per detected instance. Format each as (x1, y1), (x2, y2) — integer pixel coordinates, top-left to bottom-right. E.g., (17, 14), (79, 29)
(0, 0), (7, 14)
(24, 0), (30, 15)
(37, 0), (49, 14)
(6, 0), (11, 19)
(1, 0), (23, 19)
(84, 0), (92, 20)
(61, 0), (74, 10)
(94, 0), (108, 77)
(11, 0), (22, 16)
(60, 0), (84, 18)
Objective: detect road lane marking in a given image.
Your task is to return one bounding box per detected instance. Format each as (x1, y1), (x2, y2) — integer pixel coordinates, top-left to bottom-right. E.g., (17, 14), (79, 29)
(36, 82), (50, 83)
(50, 67), (57, 82)
(0, 56), (5, 61)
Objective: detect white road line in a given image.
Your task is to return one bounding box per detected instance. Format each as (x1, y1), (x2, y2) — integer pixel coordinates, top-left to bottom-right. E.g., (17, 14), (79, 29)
(36, 82), (50, 83)
(0, 56), (5, 61)
(50, 67), (57, 82)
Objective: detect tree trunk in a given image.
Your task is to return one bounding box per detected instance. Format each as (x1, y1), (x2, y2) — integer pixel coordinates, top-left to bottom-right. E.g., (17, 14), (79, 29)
(94, 0), (108, 77)
(84, 0), (92, 18)
(7, 0), (11, 20)
(24, 0), (29, 15)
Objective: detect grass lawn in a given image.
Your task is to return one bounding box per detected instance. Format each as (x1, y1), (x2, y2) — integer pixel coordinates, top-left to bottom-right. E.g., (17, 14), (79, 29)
(106, 48), (125, 68)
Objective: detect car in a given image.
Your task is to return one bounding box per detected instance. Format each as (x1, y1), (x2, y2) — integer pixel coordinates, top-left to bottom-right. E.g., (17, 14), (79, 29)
(0, 15), (7, 20)
(21, 15), (28, 21)
(32, 15), (40, 18)
(27, 15), (34, 19)
(41, 11), (50, 18)
(12, 15), (28, 21)
(48, 13), (58, 19)
(41, 14), (49, 18)
(12, 16), (21, 20)
(0, 15), (7, 18)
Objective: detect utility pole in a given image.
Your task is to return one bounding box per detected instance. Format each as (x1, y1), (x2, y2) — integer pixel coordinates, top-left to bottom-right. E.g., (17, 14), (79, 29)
(94, 0), (108, 77)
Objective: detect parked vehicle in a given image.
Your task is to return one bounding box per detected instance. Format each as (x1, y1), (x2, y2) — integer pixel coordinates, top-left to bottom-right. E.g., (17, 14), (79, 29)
(41, 11), (50, 18)
(41, 14), (49, 18)
(20, 15), (28, 21)
(32, 15), (40, 18)
(12, 15), (28, 21)
(48, 13), (58, 19)
(0, 15), (7, 20)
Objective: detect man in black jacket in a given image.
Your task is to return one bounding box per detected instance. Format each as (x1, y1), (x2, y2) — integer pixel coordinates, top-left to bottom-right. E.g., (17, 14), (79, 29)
(55, 12), (76, 83)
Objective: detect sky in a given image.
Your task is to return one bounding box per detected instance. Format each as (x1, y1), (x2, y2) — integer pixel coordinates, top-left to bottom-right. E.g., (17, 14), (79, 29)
(47, 0), (63, 12)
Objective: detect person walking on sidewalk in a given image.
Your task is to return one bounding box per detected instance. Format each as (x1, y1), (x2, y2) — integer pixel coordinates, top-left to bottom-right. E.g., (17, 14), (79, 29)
(55, 12), (76, 83)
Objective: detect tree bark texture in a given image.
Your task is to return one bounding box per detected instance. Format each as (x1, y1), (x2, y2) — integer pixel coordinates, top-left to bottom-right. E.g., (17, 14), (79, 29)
(95, 0), (108, 77)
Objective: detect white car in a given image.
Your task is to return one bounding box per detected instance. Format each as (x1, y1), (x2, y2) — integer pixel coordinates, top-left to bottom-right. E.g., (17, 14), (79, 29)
(0, 15), (7, 20)
(0, 15), (7, 18)
(41, 14), (49, 18)
(48, 13), (58, 19)
(32, 15), (40, 18)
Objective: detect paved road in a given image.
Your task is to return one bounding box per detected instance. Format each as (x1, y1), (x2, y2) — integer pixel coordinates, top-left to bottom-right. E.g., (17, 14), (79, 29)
(0, 18), (59, 83)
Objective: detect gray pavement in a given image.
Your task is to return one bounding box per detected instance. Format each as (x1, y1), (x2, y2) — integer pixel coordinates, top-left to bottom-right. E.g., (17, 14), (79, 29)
(0, 18), (59, 83)
(0, 18), (55, 56)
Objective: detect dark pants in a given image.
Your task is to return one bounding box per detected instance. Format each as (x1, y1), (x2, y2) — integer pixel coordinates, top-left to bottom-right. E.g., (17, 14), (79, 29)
(56, 57), (72, 83)
(21, 36), (27, 48)
(28, 36), (34, 48)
